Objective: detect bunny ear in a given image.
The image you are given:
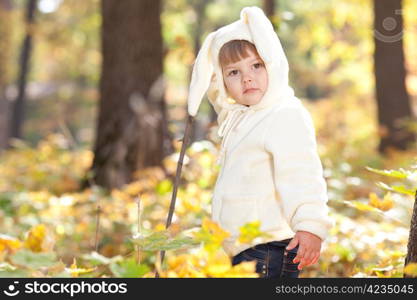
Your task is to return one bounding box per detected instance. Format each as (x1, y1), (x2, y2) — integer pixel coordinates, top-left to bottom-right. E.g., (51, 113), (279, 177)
(187, 31), (217, 117)
(240, 6), (284, 64)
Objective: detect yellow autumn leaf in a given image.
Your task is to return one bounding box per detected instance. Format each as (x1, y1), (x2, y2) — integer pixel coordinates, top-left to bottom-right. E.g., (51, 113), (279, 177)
(167, 255), (188, 269)
(179, 268), (206, 278)
(369, 192), (380, 206)
(348, 200), (376, 212)
(238, 220), (265, 244)
(24, 224), (54, 252)
(175, 260), (205, 278)
(380, 192), (394, 211)
(202, 218), (230, 242)
(368, 192), (394, 211)
(192, 218), (230, 253)
(0, 234), (22, 253)
(404, 263), (417, 277)
(165, 249), (258, 278)
(225, 260), (259, 278)
(182, 198), (201, 213)
(203, 251), (232, 276)
(66, 258), (96, 277)
(142, 271), (158, 278)
(154, 223), (166, 232)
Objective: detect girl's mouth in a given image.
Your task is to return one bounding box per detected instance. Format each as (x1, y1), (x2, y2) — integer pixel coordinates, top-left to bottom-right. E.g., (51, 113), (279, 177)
(244, 88), (258, 94)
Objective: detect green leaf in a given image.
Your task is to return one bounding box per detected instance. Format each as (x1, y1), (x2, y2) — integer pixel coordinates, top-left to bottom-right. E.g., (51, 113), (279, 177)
(375, 182), (416, 196)
(343, 200), (378, 212)
(0, 192), (15, 216)
(0, 269), (29, 277)
(372, 265), (393, 272)
(0, 262), (29, 277)
(11, 249), (57, 269)
(51, 271), (72, 278)
(155, 179), (173, 196)
(163, 236), (200, 251)
(130, 231), (199, 251)
(0, 262), (16, 270)
(197, 177), (210, 189)
(109, 258), (150, 278)
(365, 166), (409, 179)
(130, 231), (169, 251)
(81, 251), (123, 266)
(334, 244), (355, 262)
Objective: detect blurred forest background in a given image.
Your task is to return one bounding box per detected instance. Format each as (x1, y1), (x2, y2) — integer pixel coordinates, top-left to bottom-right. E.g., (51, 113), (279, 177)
(1, 0), (417, 278)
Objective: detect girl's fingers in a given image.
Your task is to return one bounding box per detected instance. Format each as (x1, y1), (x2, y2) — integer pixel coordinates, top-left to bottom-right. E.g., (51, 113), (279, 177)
(301, 251), (315, 268)
(297, 251), (319, 269)
(306, 253), (320, 267)
(293, 246), (305, 264)
(286, 236), (299, 251)
(311, 254), (320, 265)
(295, 249), (311, 270)
(305, 251), (316, 266)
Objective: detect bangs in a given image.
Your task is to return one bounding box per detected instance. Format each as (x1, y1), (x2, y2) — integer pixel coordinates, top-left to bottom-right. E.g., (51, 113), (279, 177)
(218, 40), (261, 68)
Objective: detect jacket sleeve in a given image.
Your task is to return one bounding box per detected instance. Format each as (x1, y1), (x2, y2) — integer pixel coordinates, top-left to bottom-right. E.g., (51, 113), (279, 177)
(264, 104), (334, 241)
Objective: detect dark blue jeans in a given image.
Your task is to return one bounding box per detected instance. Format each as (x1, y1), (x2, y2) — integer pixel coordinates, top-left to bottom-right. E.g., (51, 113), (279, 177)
(231, 239), (301, 278)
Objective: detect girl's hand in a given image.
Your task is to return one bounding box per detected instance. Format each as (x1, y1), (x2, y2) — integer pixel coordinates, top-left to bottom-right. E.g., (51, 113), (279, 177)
(286, 231), (322, 270)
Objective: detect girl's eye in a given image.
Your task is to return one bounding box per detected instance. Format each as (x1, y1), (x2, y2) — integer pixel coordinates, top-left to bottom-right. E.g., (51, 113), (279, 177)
(228, 70), (238, 76)
(254, 63), (263, 68)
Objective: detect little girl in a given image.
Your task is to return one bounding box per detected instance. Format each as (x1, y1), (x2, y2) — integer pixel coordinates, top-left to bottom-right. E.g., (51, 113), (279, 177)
(186, 6), (333, 278)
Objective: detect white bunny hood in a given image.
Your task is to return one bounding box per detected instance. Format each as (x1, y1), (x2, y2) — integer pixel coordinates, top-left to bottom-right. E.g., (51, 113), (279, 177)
(187, 6), (295, 165)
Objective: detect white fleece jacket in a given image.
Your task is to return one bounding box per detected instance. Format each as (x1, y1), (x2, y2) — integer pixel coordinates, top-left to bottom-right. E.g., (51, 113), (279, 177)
(211, 98), (333, 257)
(186, 6), (334, 257)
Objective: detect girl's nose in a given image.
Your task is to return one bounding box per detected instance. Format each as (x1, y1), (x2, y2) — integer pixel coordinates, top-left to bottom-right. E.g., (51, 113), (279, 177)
(242, 73), (253, 83)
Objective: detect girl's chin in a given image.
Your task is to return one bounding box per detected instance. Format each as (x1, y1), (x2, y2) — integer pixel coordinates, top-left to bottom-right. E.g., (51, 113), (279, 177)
(234, 95), (262, 106)
(242, 97), (262, 105)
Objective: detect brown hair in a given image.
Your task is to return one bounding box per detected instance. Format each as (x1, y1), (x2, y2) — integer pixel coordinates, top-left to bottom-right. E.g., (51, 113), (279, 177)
(218, 40), (262, 69)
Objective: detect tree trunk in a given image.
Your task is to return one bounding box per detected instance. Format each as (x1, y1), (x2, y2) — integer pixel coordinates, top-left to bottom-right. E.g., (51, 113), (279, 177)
(373, 0), (415, 154)
(10, 0), (37, 142)
(263, 0), (277, 31)
(404, 190), (417, 277)
(263, 0), (275, 19)
(0, 0), (13, 150)
(89, 0), (166, 189)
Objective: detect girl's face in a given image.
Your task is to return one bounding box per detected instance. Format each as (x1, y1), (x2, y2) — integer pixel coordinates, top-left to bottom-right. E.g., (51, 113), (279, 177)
(221, 49), (268, 106)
